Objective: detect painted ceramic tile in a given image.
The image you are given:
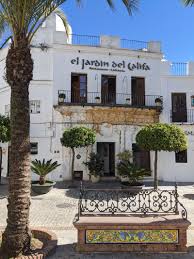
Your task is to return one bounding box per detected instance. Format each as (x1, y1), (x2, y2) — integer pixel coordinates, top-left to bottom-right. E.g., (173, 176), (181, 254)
(86, 230), (178, 244)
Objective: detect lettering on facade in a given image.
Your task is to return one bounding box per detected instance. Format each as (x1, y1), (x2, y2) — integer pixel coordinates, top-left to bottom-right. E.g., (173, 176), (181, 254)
(70, 57), (150, 72)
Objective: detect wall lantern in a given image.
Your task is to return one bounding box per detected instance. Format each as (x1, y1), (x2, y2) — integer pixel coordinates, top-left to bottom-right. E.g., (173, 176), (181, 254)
(58, 93), (66, 104)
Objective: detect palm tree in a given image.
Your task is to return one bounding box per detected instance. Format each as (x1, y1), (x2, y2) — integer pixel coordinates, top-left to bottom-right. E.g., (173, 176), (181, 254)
(31, 159), (61, 185)
(0, 0), (138, 257)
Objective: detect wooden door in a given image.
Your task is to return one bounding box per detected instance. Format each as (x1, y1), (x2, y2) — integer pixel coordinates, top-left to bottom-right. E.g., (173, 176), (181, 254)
(101, 75), (116, 104)
(71, 74), (87, 103)
(133, 144), (151, 174)
(0, 147), (2, 183)
(97, 143), (115, 177)
(171, 93), (187, 122)
(109, 143), (115, 176)
(132, 77), (145, 106)
(108, 77), (116, 104)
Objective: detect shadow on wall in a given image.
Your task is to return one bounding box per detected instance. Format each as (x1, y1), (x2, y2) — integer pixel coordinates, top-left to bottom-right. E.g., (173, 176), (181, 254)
(183, 194), (194, 200)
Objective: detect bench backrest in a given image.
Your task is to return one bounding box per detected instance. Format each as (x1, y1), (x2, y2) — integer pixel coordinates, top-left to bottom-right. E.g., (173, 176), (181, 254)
(78, 184), (187, 219)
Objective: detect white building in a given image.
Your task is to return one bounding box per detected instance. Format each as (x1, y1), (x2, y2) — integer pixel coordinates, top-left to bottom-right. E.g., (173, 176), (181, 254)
(0, 14), (194, 182)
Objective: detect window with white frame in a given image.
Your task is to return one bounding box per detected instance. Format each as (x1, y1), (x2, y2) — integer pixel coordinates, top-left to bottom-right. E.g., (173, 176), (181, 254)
(5, 104), (10, 117)
(30, 100), (40, 114)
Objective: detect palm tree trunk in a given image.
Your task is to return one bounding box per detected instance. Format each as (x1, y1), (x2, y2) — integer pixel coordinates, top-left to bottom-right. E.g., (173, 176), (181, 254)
(154, 150), (158, 189)
(1, 38), (33, 257)
(72, 147), (75, 180)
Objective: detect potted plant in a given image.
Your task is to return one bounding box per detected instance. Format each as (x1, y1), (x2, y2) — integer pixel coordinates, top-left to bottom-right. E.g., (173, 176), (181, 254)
(84, 152), (104, 183)
(117, 151), (150, 191)
(58, 93), (66, 104)
(125, 97), (131, 105)
(95, 96), (101, 104)
(31, 159), (61, 194)
(155, 97), (163, 107)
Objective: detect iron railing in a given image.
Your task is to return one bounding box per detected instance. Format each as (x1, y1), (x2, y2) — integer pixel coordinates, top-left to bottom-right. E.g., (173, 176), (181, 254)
(171, 62), (188, 76)
(67, 34), (149, 51)
(121, 39), (148, 51)
(70, 34), (100, 47)
(58, 90), (163, 108)
(170, 109), (194, 123)
(78, 183), (187, 219)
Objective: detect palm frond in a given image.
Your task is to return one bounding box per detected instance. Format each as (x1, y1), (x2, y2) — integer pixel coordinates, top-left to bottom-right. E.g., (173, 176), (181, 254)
(183, 0), (194, 6)
(105, 0), (139, 14)
(31, 159), (61, 177)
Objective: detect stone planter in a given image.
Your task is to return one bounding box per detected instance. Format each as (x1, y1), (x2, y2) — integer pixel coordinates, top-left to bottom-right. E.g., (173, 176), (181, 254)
(91, 175), (100, 183)
(121, 182), (145, 193)
(31, 180), (56, 195)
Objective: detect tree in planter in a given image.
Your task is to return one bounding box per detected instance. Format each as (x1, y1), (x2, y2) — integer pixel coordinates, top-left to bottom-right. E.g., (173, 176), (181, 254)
(0, 1), (137, 256)
(117, 150), (150, 186)
(61, 127), (96, 179)
(31, 159), (61, 185)
(84, 152), (104, 181)
(136, 124), (187, 189)
(0, 115), (10, 184)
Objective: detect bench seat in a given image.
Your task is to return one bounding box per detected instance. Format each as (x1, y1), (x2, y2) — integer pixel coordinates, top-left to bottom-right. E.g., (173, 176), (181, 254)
(74, 215), (191, 253)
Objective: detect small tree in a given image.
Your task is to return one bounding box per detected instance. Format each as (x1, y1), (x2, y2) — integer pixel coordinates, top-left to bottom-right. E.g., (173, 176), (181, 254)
(61, 127), (96, 180)
(0, 115), (10, 143)
(136, 123), (187, 189)
(0, 115), (10, 184)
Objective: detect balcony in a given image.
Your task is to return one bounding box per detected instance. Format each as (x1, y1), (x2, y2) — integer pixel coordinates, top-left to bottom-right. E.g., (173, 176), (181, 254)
(170, 62), (188, 76)
(58, 90), (163, 110)
(171, 109), (194, 123)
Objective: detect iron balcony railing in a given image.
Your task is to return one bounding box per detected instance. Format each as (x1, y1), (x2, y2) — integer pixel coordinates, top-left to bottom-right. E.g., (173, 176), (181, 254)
(171, 62), (188, 76)
(58, 90), (163, 108)
(171, 109), (194, 123)
(68, 34), (149, 51)
(70, 34), (100, 47)
(121, 39), (148, 51)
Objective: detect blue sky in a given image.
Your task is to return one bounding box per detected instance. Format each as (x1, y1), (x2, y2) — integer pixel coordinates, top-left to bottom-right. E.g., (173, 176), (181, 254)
(62, 0), (194, 62)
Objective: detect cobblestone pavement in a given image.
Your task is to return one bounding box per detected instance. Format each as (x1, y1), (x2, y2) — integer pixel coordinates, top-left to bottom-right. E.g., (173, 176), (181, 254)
(1, 181), (194, 258)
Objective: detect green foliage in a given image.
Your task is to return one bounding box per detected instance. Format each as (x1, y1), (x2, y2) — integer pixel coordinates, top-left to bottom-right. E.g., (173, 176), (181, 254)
(31, 159), (60, 185)
(84, 152), (104, 177)
(0, 115), (10, 143)
(117, 150), (150, 185)
(183, 0), (194, 6)
(61, 126), (96, 149)
(136, 123), (187, 152)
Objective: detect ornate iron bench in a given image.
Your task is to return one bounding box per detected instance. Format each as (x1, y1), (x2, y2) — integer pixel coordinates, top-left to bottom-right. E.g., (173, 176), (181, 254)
(73, 183), (191, 253)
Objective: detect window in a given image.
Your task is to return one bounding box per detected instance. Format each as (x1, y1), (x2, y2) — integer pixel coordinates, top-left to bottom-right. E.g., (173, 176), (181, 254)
(30, 100), (40, 114)
(30, 143), (38, 155)
(5, 104), (10, 117)
(71, 73), (87, 103)
(175, 150), (187, 163)
(191, 96), (194, 107)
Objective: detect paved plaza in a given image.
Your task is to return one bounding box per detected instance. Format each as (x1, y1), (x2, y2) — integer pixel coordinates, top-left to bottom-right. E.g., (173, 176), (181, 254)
(1, 181), (194, 258)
